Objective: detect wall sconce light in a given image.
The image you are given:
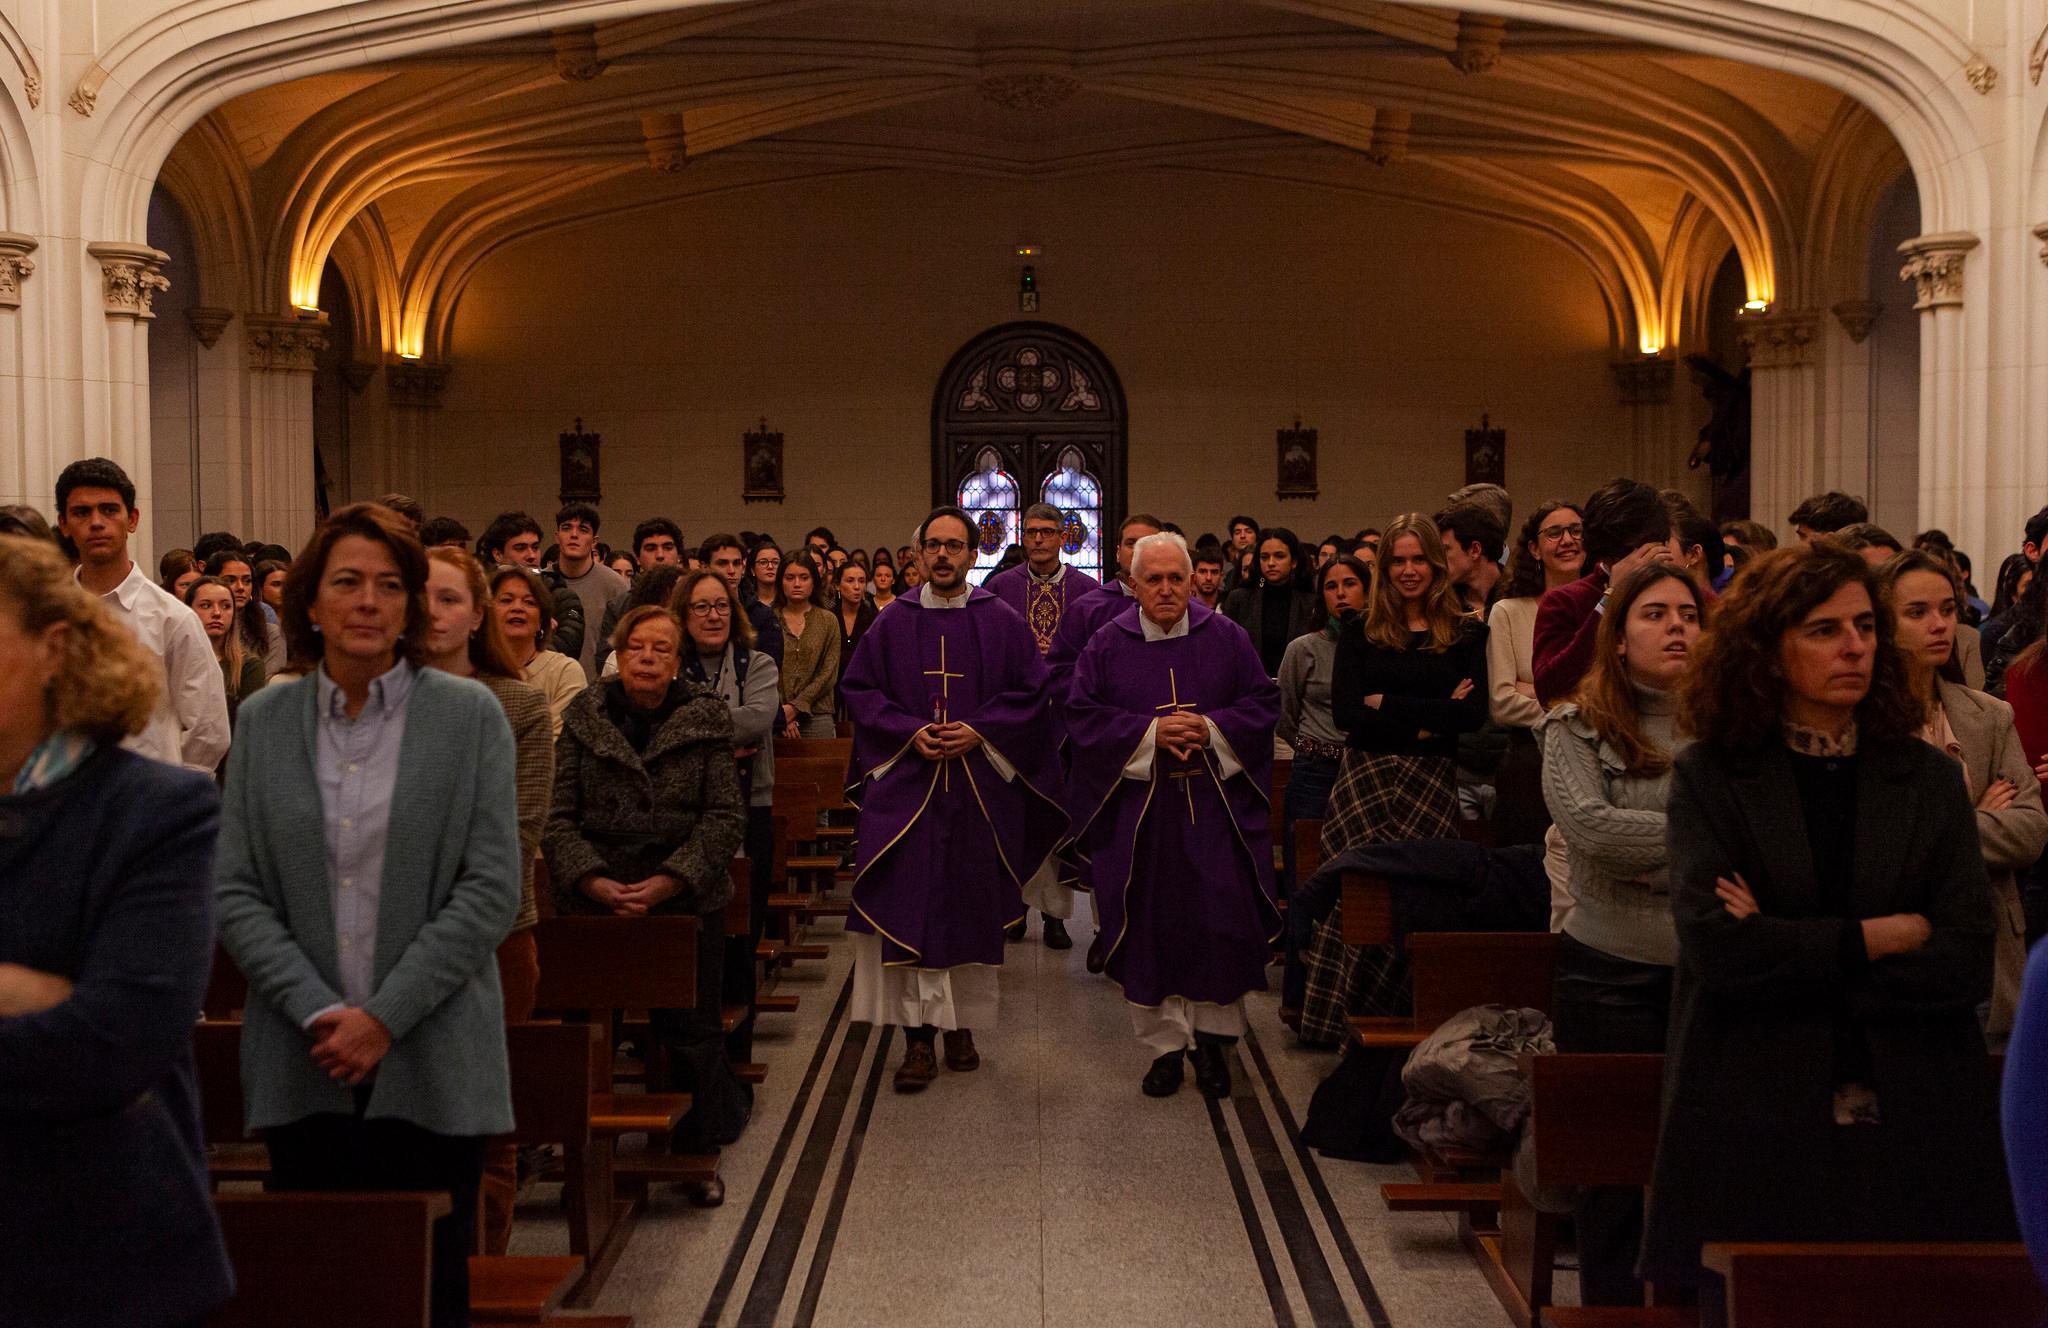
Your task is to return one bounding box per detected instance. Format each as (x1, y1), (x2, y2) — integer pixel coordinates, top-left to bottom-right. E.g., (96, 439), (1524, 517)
(1742, 299), (1769, 314)
(398, 351), (422, 361)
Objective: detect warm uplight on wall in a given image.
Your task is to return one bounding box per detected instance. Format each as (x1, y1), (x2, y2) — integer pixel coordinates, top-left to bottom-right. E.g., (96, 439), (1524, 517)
(1639, 333), (1664, 356)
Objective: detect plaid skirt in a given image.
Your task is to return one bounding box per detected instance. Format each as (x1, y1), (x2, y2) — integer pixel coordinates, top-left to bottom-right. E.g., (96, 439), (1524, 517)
(1296, 749), (1459, 1046)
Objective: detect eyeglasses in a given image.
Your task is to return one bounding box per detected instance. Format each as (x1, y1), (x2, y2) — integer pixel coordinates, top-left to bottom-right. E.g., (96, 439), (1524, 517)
(1021, 526), (1061, 540)
(921, 539), (970, 555)
(687, 601), (732, 617)
(1539, 524), (1585, 542)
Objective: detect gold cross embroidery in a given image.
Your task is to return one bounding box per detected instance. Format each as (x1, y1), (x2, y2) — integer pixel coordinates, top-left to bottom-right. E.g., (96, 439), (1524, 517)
(924, 634), (966, 791)
(1155, 667), (1200, 825)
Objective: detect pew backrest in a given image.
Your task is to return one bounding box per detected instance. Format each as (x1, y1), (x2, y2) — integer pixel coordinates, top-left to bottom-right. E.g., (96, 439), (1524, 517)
(209, 1191), (447, 1328)
(1701, 1242), (2046, 1328)
(193, 1020), (246, 1144)
(1409, 932), (1558, 1027)
(533, 915), (699, 1013)
(504, 1022), (602, 1149)
(1523, 1052), (1664, 1188)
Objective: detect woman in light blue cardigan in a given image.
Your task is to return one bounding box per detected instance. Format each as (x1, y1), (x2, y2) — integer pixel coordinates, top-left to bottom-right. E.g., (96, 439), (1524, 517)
(215, 503), (521, 1328)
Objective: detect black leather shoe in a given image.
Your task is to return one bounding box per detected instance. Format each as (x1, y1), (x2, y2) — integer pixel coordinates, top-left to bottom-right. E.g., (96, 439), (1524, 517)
(1005, 916), (1028, 943)
(1191, 1039), (1233, 1099)
(1042, 918), (1072, 950)
(1141, 1051), (1185, 1097)
(1085, 936), (1108, 974)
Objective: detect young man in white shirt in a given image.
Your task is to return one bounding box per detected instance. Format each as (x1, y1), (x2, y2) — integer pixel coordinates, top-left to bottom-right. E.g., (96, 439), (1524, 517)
(55, 457), (229, 773)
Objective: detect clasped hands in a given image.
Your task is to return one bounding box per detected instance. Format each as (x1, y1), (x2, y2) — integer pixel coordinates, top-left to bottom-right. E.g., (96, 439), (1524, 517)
(1714, 871), (1930, 960)
(1156, 711), (1211, 761)
(914, 722), (983, 761)
(582, 872), (681, 917)
(307, 1007), (392, 1086)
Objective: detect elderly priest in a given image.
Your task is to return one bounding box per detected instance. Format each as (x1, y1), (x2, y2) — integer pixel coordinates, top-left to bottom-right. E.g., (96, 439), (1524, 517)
(839, 505), (1068, 1092)
(1062, 531), (1282, 1098)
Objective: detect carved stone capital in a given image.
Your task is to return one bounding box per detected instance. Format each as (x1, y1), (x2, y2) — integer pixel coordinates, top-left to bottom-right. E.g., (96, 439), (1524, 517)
(550, 27), (609, 82)
(1363, 108), (1411, 166)
(244, 314), (329, 372)
(1965, 58), (1997, 95)
(86, 243), (171, 320)
(1831, 300), (1883, 344)
(388, 360), (450, 408)
(1898, 231), (1980, 311)
(642, 113), (688, 174)
(0, 232), (37, 310)
(1738, 309), (1821, 369)
(23, 73), (40, 110)
(2035, 222), (2048, 269)
(68, 84), (95, 117)
(1611, 356), (1674, 406)
(342, 362), (376, 394)
(187, 307), (233, 349)
(1451, 15), (1508, 74)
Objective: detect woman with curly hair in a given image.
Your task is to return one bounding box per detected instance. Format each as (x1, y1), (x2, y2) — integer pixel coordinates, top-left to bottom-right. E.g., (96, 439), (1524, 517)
(0, 534), (235, 1328)
(1642, 541), (2016, 1298)
(1295, 514), (1488, 1044)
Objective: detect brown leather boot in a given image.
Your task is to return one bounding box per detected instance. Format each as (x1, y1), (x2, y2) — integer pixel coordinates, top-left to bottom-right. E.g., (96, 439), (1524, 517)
(894, 1038), (937, 1092)
(942, 1028), (980, 1072)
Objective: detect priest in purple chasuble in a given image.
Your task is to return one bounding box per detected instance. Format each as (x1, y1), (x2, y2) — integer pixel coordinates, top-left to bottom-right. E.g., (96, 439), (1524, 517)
(985, 501), (1100, 947)
(839, 506), (1068, 1093)
(1041, 514), (1166, 944)
(1062, 532), (1282, 1100)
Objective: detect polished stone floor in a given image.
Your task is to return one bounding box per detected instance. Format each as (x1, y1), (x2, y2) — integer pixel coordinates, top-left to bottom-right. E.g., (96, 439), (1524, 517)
(512, 912), (1517, 1327)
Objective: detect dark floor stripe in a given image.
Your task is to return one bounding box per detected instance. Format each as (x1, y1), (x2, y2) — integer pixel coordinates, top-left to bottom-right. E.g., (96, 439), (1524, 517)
(698, 974), (854, 1328)
(733, 1016), (874, 1325)
(1205, 1092), (1298, 1328)
(1243, 1028), (1394, 1328)
(1231, 1058), (1351, 1325)
(789, 1024), (894, 1326)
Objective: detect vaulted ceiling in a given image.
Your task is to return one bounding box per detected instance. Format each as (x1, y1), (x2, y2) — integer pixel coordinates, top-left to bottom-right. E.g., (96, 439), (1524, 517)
(157, 0), (1908, 363)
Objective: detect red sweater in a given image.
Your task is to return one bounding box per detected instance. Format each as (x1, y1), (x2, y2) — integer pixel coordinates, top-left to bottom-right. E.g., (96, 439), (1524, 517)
(1533, 566), (1609, 706)
(2009, 655), (2048, 771)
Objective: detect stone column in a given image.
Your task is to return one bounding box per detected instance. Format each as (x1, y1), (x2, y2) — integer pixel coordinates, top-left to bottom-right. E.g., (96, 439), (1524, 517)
(244, 313), (329, 553)
(1897, 232), (1981, 548)
(384, 360), (449, 502)
(0, 233), (41, 515)
(1610, 355), (1679, 491)
(1739, 309), (1822, 537)
(85, 243), (171, 560)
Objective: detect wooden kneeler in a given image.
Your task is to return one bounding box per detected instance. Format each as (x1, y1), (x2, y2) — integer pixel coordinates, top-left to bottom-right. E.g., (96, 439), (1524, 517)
(533, 916), (717, 1198)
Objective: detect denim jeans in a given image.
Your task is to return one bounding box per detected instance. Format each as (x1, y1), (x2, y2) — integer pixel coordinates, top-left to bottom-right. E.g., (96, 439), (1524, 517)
(1280, 751), (1339, 1010)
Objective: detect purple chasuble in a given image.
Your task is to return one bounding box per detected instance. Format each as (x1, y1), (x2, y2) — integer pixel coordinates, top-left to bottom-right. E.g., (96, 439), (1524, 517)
(840, 588), (1068, 969)
(1062, 601), (1282, 1008)
(986, 562), (1102, 658)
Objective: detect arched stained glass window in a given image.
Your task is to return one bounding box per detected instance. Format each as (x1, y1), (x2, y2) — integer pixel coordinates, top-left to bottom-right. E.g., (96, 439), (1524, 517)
(956, 447), (1020, 586)
(1041, 448), (1105, 584)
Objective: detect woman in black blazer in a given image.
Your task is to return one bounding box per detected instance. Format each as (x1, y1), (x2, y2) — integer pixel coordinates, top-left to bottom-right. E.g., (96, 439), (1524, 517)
(832, 558), (877, 723)
(0, 534), (233, 1328)
(1645, 543), (2016, 1297)
(1222, 525), (1318, 676)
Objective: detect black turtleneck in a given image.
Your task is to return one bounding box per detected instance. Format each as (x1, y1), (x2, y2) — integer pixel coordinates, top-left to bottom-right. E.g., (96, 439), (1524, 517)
(603, 678), (685, 753)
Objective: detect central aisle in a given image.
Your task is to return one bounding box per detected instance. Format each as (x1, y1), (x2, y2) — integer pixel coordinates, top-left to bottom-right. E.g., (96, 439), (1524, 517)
(520, 918), (1514, 1327)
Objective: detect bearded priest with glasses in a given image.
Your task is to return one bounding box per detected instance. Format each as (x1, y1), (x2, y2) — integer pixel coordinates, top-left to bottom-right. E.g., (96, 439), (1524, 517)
(837, 505), (1069, 1093)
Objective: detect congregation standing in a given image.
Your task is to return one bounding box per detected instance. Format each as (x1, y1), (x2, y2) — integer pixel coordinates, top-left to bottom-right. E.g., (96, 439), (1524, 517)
(7, 451), (2048, 1326)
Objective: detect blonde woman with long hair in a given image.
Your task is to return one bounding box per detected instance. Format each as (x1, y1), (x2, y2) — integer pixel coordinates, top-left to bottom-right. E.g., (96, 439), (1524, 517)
(1296, 513), (1489, 1044)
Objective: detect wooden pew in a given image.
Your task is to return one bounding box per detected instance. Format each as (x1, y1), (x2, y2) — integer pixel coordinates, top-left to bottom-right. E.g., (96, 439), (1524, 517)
(1489, 1053), (1681, 1328)
(532, 916), (717, 1191)
(1700, 1242), (2045, 1328)
(503, 1021), (625, 1306)
(209, 1191), (446, 1328)
(210, 1189), (595, 1327)
(193, 1019), (267, 1184)
(202, 942), (247, 1020)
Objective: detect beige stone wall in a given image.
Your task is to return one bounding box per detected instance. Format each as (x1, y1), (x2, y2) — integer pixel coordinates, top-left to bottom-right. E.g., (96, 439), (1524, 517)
(425, 169), (1632, 552)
